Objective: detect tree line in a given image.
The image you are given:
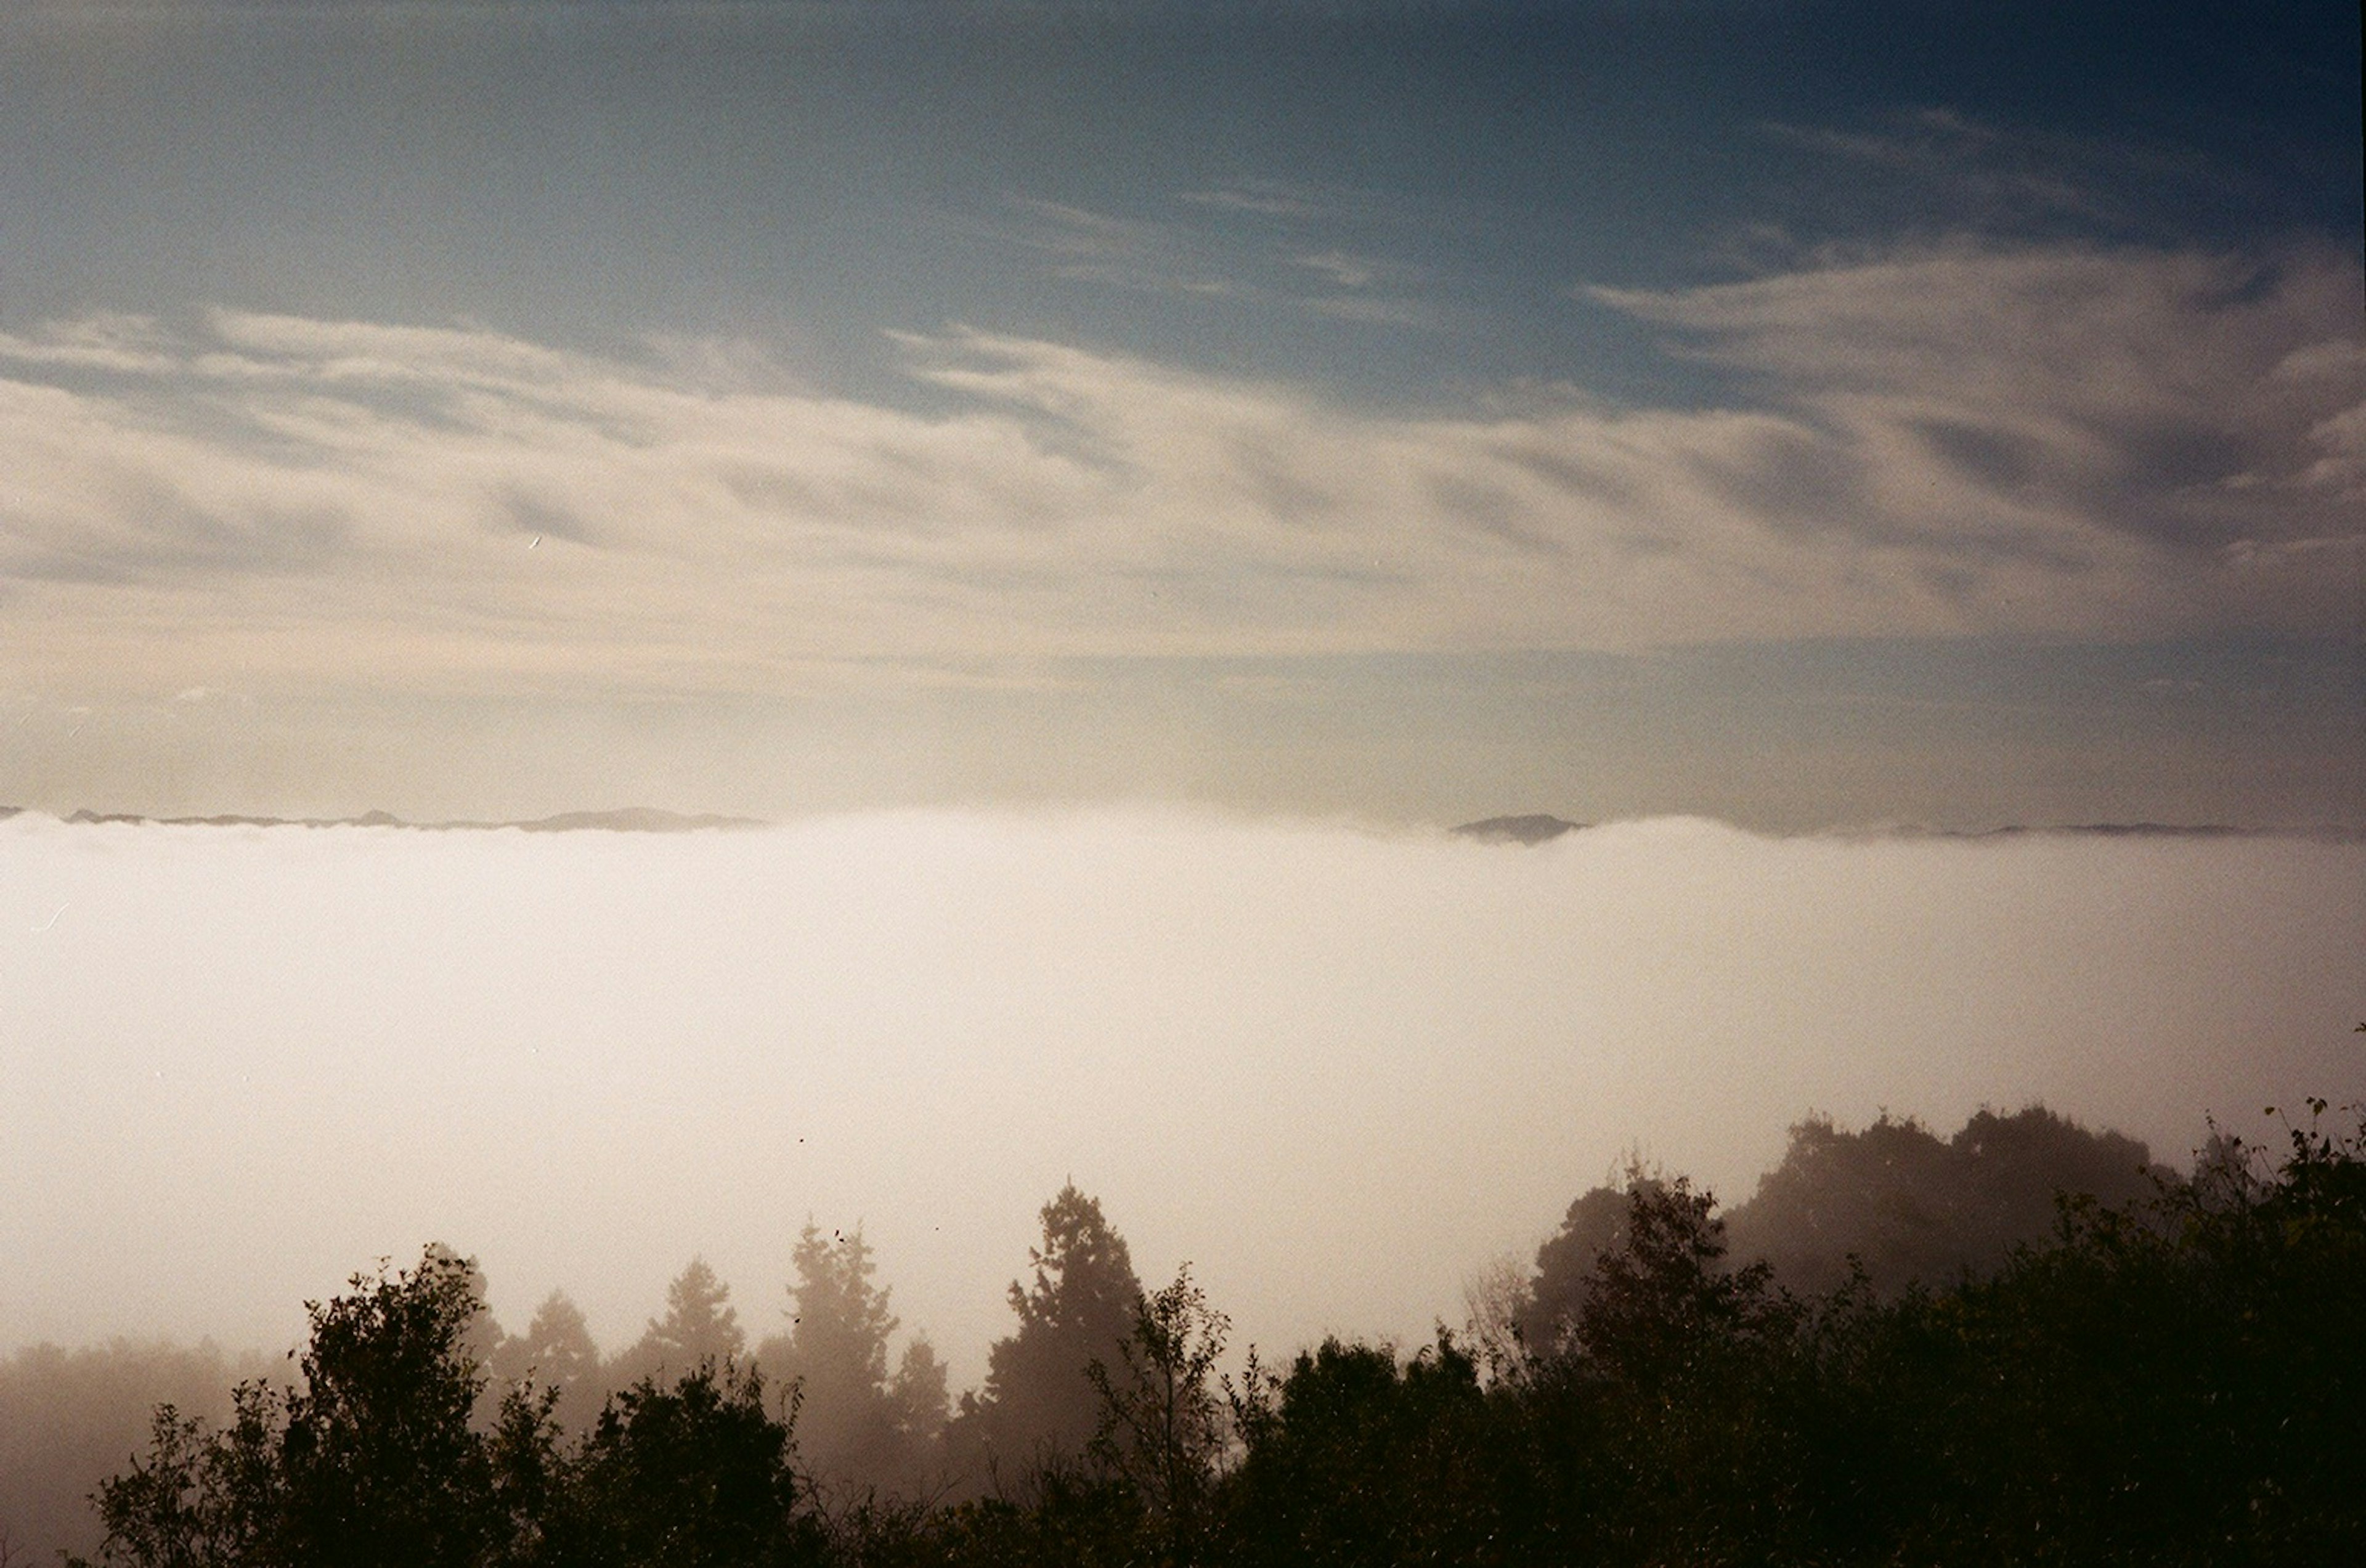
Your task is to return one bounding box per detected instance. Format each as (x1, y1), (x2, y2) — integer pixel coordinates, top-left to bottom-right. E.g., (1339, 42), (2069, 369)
(15, 1096), (2363, 1565)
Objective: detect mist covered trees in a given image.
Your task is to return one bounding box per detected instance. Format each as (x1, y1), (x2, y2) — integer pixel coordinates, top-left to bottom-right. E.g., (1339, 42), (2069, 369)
(1720, 1104), (2166, 1296)
(1208, 1102), (2366, 1566)
(488, 1293), (600, 1430)
(948, 1182), (1144, 1479)
(71, 1250), (823, 1568)
(48, 1091), (2366, 1566)
(613, 1257), (745, 1391)
(73, 1248), (539, 1568)
(1518, 1105), (2171, 1353)
(0, 1339), (254, 1563)
(755, 1223), (948, 1498)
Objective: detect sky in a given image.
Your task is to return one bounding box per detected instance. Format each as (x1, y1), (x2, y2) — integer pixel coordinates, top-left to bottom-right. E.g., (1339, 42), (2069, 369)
(1, 0), (2358, 829)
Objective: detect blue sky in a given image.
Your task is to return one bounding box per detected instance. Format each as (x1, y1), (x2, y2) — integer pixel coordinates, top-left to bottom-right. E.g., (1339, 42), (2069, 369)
(2, 0), (2359, 827)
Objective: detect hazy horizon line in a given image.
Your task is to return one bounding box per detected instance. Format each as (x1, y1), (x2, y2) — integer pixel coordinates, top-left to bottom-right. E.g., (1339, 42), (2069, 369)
(4, 802), (2361, 845)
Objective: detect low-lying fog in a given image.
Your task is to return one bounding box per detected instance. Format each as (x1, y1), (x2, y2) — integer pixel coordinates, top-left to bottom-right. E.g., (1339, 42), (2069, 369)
(3, 810), (2359, 1387)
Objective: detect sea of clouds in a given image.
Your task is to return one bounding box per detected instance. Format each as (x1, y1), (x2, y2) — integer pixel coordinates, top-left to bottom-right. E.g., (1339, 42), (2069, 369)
(3, 810), (2359, 1387)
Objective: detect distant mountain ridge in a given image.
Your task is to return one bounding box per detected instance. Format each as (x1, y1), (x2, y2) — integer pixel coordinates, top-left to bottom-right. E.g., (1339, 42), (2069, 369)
(2, 805), (2356, 840)
(1452, 814), (1587, 844)
(24, 807), (765, 833)
(1449, 813), (2359, 844)
(1855, 821), (2363, 843)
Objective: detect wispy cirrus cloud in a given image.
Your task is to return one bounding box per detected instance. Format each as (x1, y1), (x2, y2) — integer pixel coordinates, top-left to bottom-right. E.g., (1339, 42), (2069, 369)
(1290, 250), (1381, 290)
(1004, 190), (1436, 329)
(1758, 108), (2247, 243)
(1765, 110), (2100, 225)
(1, 240), (2357, 702)
(1004, 197), (1247, 299)
(1590, 242), (2366, 545)
(1178, 180), (1334, 220)
(0, 313), (180, 376)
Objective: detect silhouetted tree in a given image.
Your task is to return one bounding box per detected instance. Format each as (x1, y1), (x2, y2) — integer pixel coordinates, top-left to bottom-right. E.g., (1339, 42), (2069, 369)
(76, 1246), (535, 1568)
(758, 1224), (906, 1495)
(270, 1248), (498, 1565)
(1457, 1252), (1532, 1386)
(67, 1083), (2366, 1568)
(492, 1292), (601, 1432)
(951, 1185), (1142, 1484)
(1086, 1265), (1229, 1564)
(1518, 1174), (1651, 1357)
(616, 1258), (745, 1391)
(1571, 1172), (1791, 1388)
(1220, 1336), (1495, 1568)
(554, 1362), (819, 1568)
(1723, 1106), (2163, 1297)
(74, 1405), (240, 1568)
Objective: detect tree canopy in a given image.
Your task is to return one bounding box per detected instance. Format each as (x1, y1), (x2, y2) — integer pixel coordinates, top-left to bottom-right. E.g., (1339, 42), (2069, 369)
(490, 1292), (601, 1431)
(1722, 1105), (2165, 1296)
(755, 1222), (940, 1496)
(53, 1090), (2366, 1567)
(951, 1183), (1143, 1479)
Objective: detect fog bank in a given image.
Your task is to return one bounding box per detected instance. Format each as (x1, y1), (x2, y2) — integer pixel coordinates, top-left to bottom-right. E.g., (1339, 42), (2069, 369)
(2, 811), (2357, 1388)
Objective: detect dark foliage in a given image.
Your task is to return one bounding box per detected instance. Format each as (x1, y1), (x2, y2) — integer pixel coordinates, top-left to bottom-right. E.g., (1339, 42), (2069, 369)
(551, 1362), (821, 1568)
(1083, 1266), (1229, 1565)
(1722, 1105), (2167, 1297)
(946, 1184), (1142, 1484)
(0, 1339), (251, 1562)
(70, 1252), (817, 1568)
(1220, 1336), (1498, 1568)
(67, 1099), (2366, 1567)
(754, 1224), (948, 1501)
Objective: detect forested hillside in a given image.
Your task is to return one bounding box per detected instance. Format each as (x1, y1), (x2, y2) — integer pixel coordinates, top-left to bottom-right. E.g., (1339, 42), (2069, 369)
(13, 1095), (2362, 1566)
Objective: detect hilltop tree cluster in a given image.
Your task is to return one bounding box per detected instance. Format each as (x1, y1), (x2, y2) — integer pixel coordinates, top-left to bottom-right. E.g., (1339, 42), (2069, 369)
(20, 1099), (2366, 1566)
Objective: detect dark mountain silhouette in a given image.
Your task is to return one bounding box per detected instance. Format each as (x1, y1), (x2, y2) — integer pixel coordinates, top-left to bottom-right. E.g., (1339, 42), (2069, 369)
(508, 808), (765, 833)
(49, 807), (763, 832)
(1865, 821), (2363, 843)
(1451, 814), (1585, 845)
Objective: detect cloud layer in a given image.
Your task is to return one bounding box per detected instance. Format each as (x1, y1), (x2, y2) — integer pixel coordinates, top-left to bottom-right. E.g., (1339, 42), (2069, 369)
(2, 810), (2359, 1383)
(2, 242), (2359, 699)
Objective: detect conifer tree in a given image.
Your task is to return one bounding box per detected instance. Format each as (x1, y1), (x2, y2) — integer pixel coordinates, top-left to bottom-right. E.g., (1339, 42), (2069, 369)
(953, 1184), (1143, 1476)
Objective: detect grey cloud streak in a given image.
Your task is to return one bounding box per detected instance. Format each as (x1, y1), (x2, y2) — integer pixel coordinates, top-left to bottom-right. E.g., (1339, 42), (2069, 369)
(1757, 108), (2224, 235)
(1002, 194), (1435, 330)
(1, 239), (2358, 701)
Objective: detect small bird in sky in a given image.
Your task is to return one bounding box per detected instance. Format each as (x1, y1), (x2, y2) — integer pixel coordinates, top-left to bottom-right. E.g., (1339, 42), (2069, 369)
(530, 534), (543, 549)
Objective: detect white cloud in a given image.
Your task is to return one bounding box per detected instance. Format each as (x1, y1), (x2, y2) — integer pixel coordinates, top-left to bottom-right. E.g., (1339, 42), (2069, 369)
(1757, 108), (2234, 237)
(1290, 249), (1379, 289)
(1005, 194), (1431, 329)
(1588, 242), (2365, 588)
(1178, 181), (1331, 219)
(2, 810), (2358, 1375)
(1004, 198), (1248, 301)
(0, 313), (179, 376)
(1, 241), (2358, 700)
